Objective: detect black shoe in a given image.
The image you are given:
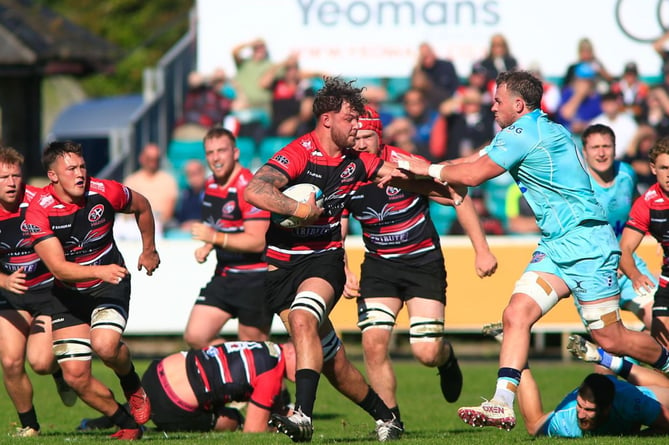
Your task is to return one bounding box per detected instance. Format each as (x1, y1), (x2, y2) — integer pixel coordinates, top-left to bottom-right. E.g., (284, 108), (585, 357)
(269, 409), (313, 442)
(437, 345), (463, 403)
(77, 415), (115, 431)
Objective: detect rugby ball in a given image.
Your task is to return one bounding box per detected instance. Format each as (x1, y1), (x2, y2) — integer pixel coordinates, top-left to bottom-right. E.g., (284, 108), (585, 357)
(271, 183), (324, 228)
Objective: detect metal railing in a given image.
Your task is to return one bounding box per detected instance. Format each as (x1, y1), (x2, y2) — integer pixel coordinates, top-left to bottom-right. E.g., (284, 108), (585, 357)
(100, 8), (196, 181)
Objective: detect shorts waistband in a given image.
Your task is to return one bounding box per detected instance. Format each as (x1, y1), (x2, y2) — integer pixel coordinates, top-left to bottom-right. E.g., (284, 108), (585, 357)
(157, 361), (199, 413)
(577, 219), (607, 228)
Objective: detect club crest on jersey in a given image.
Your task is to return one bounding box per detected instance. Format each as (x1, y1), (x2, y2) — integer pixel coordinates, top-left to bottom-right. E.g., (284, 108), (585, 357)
(274, 154), (289, 166)
(204, 345), (220, 358)
(340, 162), (356, 179)
(23, 223), (41, 234)
(530, 251), (546, 263)
(385, 186), (401, 196)
(222, 200), (236, 215)
(88, 204), (105, 222)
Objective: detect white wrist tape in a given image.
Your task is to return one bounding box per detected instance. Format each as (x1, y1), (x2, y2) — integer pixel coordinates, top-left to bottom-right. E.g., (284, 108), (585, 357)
(428, 164), (445, 181)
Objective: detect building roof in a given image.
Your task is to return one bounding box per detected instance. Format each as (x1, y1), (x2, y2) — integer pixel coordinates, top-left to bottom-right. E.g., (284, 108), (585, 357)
(49, 94), (143, 138)
(0, 0), (120, 75)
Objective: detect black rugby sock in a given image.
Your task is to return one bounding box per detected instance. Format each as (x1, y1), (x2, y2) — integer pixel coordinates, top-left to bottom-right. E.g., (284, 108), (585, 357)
(109, 403), (139, 429)
(116, 363), (141, 394)
(357, 386), (394, 421)
(294, 369), (320, 418)
(18, 407), (39, 431)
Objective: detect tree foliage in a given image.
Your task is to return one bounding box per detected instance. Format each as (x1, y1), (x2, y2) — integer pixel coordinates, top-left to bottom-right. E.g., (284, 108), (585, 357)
(37, 0), (194, 96)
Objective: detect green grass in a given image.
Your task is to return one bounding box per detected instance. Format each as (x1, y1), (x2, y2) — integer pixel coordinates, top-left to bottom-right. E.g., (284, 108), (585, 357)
(0, 358), (663, 444)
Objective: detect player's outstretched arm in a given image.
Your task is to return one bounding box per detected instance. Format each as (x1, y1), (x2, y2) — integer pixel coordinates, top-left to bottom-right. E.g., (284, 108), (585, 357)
(125, 190), (160, 275)
(374, 159), (465, 205)
(516, 368), (551, 436)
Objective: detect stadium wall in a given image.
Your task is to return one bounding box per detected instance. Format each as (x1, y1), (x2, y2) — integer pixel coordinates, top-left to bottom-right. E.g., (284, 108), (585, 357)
(123, 236), (658, 336)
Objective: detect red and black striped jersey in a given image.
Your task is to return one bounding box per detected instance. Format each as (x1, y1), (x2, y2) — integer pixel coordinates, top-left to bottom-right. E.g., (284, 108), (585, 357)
(0, 184), (53, 290)
(344, 145), (442, 264)
(201, 168), (269, 276)
(185, 341), (285, 411)
(626, 182), (669, 277)
(25, 178), (130, 291)
(264, 131), (382, 267)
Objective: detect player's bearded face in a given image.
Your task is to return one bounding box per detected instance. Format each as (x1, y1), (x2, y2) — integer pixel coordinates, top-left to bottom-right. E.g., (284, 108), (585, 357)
(205, 136), (237, 182)
(330, 102), (359, 149)
(492, 84), (517, 129)
(575, 396), (603, 431)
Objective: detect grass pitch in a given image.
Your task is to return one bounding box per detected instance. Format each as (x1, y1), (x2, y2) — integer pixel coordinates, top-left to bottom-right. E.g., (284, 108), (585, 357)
(0, 357), (664, 444)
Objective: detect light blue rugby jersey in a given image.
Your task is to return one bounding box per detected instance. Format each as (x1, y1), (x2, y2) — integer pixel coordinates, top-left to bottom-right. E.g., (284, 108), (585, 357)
(589, 161), (636, 239)
(540, 375), (661, 437)
(482, 109), (607, 240)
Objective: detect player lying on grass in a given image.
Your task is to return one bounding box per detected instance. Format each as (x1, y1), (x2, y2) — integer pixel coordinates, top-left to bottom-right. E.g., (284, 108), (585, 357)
(79, 341), (296, 433)
(483, 323), (669, 436)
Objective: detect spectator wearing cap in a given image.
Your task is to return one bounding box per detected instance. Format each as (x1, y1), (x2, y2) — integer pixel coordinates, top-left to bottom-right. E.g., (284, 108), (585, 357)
(611, 62), (649, 121)
(410, 42), (460, 110)
(557, 62), (603, 135)
(589, 91), (638, 159)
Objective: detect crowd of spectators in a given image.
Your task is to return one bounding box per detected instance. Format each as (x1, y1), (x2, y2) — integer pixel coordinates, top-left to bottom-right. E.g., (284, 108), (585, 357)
(151, 31), (669, 237)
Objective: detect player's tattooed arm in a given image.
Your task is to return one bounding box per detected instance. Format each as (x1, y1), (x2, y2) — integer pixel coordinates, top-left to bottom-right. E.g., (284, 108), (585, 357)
(244, 165), (294, 215)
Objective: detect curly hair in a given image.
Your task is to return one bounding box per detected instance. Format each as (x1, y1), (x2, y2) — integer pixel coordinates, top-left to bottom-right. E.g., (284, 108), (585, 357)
(313, 76), (366, 118)
(649, 136), (669, 164)
(42, 141), (84, 172)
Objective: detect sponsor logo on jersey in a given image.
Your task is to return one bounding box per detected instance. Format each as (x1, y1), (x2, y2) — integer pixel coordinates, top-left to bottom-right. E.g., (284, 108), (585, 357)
(274, 154), (289, 166)
(326, 189), (349, 202)
(90, 180), (105, 192)
(306, 170), (322, 179)
(88, 204), (105, 222)
(506, 124), (523, 134)
(293, 226), (332, 237)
